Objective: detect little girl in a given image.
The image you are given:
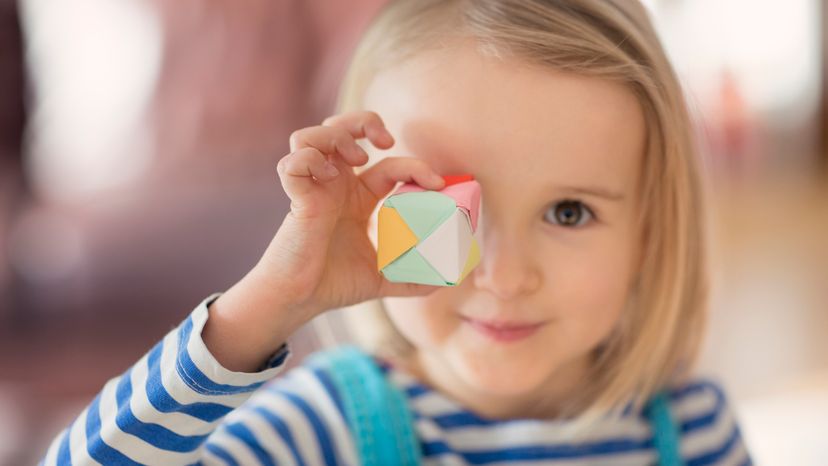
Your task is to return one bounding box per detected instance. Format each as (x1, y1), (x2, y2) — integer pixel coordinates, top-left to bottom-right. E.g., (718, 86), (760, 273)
(42, 0), (752, 464)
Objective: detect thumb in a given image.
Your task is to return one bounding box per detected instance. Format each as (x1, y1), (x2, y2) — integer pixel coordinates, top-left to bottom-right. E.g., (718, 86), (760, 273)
(378, 278), (443, 298)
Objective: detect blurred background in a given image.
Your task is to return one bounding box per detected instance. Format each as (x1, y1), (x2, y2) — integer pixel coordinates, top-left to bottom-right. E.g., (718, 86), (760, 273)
(0, 0), (825, 464)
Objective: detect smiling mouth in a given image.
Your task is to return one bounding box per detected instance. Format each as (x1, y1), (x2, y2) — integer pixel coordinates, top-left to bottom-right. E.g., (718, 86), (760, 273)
(461, 316), (545, 343)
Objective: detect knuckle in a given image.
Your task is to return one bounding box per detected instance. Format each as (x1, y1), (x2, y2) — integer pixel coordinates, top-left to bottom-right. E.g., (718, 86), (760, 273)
(363, 110), (381, 124)
(289, 129), (304, 147)
(333, 126), (351, 142)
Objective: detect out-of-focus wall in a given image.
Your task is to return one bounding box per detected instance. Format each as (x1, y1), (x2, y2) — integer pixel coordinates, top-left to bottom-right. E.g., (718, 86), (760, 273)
(2, 1), (386, 462)
(0, 0), (826, 464)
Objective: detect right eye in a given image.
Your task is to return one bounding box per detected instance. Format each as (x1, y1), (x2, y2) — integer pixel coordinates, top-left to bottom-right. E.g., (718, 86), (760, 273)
(543, 200), (594, 228)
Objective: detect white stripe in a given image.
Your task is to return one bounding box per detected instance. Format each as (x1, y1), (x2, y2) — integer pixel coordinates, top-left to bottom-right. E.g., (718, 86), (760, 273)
(421, 451), (467, 466)
(97, 376), (201, 464)
(415, 416), (444, 441)
(41, 427), (65, 466)
(672, 385), (720, 424)
(719, 435), (750, 466)
(253, 389), (326, 466)
(158, 328), (249, 407)
(129, 351), (215, 436)
(680, 399), (736, 459)
(440, 417), (651, 450)
(410, 391), (464, 417)
(69, 407), (102, 466)
(289, 368), (358, 464)
(415, 417), (655, 466)
(186, 297), (288, 387)
(206, 429), (262, 465)
(197, 444), (228, 466)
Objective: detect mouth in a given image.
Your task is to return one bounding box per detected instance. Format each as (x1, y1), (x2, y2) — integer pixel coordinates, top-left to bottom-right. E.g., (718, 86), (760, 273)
(460, 316), (546, 343)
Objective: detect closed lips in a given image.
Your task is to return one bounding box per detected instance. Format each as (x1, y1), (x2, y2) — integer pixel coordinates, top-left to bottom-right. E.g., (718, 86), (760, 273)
(460, 316), (546, 342)
(461, 317), (542, 329)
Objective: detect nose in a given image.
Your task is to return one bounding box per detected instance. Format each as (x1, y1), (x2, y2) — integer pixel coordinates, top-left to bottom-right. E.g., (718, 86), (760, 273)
(471, 219), (542, 301)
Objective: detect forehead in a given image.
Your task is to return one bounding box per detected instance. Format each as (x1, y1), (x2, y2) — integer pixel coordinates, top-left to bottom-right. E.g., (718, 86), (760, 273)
(361, 44), (646, 197)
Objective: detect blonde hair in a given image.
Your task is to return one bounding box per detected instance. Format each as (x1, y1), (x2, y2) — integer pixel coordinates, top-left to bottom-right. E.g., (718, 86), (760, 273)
(327, 0), (709, 427)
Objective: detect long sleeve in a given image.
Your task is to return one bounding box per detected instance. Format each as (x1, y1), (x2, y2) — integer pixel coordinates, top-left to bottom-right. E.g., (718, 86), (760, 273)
(40, 293), (290, 465)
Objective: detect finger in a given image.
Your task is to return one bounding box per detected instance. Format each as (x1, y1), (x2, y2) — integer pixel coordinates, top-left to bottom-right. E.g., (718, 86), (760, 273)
(289, 125), (369, 166)
(359, 157), (445, 200)
(322, 111), (395, 150)
(276, 147), (340, 199)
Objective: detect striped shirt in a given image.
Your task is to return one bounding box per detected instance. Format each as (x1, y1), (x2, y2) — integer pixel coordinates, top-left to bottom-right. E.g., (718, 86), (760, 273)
(42, 293), (753, 465)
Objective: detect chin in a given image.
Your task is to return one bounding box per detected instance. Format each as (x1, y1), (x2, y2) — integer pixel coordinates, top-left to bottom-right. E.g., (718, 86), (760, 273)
(446, 344), (556, 397)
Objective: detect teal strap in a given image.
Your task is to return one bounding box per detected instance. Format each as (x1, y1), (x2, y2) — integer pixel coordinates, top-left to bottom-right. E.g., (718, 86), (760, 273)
(646, 391), (684, 466)
(308, 346), (422, 466)
(312, 346), (680, 466)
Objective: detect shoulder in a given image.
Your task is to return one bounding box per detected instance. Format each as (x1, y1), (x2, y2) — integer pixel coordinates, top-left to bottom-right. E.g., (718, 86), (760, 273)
(662, 375), (753, 465)
(205, 349), (360, 465)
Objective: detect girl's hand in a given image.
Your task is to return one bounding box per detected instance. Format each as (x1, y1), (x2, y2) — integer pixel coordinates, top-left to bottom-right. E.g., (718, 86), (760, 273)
(259, 111), (446, 317)
(205, 111), (445, 371)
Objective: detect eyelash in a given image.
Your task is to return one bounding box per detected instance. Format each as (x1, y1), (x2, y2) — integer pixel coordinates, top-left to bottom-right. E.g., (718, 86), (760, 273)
(543, 199), (596, 228)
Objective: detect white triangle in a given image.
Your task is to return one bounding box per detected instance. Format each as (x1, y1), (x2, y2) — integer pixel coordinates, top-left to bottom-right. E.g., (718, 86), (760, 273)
(416, 209), (473, 283)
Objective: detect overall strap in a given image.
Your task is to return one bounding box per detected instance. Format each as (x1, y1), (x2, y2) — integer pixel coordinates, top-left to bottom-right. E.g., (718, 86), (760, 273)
(308, 346), (422, 466)
(646, 391), (684, 466)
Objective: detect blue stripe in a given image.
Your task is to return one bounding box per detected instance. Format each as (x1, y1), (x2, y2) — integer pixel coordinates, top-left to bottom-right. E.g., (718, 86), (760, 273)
(176, 317), (266, 395)
(115, 368), (208, 452)
(422, 440), (453, 456)
(669, 379), (721, 402)
(430, 411), (499, 428)
(145, 340), (234, 422)
(225, 423), (276, 466)
(687, 423), (743, 466)
(252, 406), (307, 466)
(424, 435), (653, 462)
(678, 382), (725, 435)
(309, 366), (346, 419)
(56, 427), (72, 465)
(272, 389), (339, 466)
(205, 443), (240, 466)
(84, 394), (143, 466)
(404, 384), (430, 398)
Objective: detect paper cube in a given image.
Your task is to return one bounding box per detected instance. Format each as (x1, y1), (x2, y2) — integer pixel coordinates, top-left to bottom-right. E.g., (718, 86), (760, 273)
(377, 174), (481, 286)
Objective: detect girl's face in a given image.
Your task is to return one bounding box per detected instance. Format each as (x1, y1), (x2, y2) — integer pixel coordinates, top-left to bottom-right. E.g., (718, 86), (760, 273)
(362, 43), (646, 416)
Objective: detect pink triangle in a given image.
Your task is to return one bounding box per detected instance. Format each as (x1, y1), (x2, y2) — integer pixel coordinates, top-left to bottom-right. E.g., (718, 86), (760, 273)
(438, 181), (480, 232)
(389, 180), (480, 232)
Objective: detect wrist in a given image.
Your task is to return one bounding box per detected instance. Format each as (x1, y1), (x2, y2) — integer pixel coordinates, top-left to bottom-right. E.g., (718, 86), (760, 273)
(203, 269), (320, 372)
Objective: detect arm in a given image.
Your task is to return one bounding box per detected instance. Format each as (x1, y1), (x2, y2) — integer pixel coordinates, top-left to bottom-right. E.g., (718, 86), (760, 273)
(40, 110), (444, 465)
(40, 292), (291, 466)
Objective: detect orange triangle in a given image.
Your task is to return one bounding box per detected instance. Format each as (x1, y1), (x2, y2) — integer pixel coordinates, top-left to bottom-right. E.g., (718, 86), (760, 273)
(377, 206), (419, 270)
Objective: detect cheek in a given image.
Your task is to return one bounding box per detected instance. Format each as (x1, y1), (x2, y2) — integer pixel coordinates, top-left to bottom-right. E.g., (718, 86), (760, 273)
(383, 294), (459, 348)
(552, 242), (635, 343)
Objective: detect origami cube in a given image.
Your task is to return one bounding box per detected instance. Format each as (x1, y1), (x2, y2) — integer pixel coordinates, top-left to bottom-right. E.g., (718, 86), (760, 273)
(377, 174), (481, 286)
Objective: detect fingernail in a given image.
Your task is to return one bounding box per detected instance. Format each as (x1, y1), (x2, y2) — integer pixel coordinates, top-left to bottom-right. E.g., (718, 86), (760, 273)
(325, 163), (340, 176)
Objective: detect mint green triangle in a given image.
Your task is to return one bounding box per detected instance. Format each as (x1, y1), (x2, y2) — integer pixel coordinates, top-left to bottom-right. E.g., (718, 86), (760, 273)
(385, 192), (456, 240)
(381, 248), (448, 285)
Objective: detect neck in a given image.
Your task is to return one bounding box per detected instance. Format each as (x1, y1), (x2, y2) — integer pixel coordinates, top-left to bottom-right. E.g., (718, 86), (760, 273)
(396, 350), (593, 420)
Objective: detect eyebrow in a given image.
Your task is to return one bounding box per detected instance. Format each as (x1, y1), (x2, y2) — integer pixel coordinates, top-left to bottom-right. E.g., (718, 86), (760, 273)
(556, 185), (626, 201)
